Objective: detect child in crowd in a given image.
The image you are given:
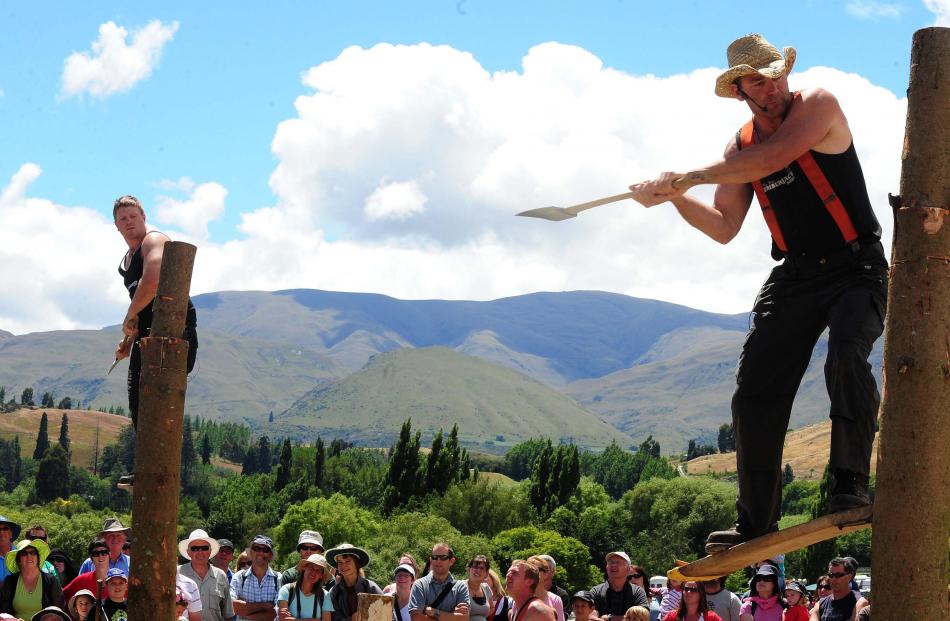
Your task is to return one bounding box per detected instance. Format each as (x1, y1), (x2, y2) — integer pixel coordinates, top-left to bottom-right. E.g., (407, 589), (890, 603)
(571, 591), (595, 621)
(781, 582), (808, 621)
(99, 568), (128, 621)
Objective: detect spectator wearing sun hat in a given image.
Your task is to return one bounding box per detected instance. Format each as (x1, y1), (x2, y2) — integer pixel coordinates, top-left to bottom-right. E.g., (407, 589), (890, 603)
(325, 544), (382, 621)
(278, 554), (334, 621)
(280, 531), (327, 587)
(0, 517), (21, 582)
(178, 529), (234, 621)
(29, 606), (72, 621)
(230, 535), (280, 621)
(1, 538), (64, 619)
(68, 589), (96, 621)
(77, 519), (130, 575)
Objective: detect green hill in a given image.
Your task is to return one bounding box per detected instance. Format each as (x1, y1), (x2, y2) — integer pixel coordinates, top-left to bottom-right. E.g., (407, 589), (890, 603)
(276, 346), (632, 452)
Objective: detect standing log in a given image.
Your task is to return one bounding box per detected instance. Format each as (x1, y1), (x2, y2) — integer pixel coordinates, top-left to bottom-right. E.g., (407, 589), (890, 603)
(871, 27), (949, 621)
(128, 241), (197, 621)
(358, 593), (394, 621)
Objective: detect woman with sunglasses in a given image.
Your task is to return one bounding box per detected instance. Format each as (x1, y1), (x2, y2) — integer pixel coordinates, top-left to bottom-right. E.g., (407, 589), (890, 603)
(466, 556), (493, 621)
(662, 581), (722, 621)
(0, 539), (64, 619)
(62, 541), (111, 605)
(738, 565), (783, 621)
(811, 576), (830, 614)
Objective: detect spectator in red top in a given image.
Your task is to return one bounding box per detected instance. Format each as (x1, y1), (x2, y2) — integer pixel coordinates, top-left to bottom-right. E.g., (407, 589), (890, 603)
(663, 581), (722, 621)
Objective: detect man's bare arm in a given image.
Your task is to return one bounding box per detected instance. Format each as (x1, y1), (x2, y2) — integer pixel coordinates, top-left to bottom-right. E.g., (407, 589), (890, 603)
(524, 601), (556, 621)
(122, 231), (170, 336)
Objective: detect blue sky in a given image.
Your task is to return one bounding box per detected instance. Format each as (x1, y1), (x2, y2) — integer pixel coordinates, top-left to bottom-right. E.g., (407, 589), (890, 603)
(0, 1), (945, 333)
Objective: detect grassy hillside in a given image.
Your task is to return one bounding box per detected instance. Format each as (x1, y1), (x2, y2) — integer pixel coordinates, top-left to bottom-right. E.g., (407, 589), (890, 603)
(1, 408), (126, 470)
(277, 346), (633, 452)
(685, 420), (881, 480)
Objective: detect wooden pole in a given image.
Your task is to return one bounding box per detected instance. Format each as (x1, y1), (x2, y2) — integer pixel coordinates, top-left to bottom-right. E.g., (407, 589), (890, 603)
(128, 241), (197, 621)
(871, 27), (949, 620)
(357, 593), (394, 621)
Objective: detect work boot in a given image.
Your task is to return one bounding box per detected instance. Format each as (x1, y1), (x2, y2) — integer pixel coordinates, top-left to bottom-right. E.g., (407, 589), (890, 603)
(827, 469), (871, 513)
(705, 527), (746, 554)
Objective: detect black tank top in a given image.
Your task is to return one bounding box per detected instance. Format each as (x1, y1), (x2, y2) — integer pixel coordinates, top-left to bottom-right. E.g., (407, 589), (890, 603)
(755, 143), (881, 260)
(818, 591), (857, 621)
(118, 233), (197, 337)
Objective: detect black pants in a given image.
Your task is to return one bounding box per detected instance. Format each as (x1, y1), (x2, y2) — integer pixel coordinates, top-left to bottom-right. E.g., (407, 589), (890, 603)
(127, 324), (198, 426)
(733, 242), (887, 537)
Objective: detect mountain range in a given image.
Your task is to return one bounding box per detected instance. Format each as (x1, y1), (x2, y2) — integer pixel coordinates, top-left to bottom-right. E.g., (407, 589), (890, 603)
(0, 289), (882, 452)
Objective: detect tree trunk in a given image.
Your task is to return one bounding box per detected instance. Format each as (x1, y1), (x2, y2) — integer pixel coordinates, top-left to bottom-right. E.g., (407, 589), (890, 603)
(129, 242), (197, 621)
(871, 27), (949, 621)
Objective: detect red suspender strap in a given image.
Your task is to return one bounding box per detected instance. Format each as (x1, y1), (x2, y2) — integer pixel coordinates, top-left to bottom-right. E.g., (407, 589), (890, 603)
(795, 151), (859, 244)
(739, 120), (788, 252)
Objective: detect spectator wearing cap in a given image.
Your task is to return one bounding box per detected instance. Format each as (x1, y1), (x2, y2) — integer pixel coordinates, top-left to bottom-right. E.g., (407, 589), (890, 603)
(0, 517), (21, 582)
(739, 565), (782, 621)
(63, 540), (111, 604)
(213, 540), (236, 582)
(29, 606), (72, 621)
(178, 529), (234, 621)
(68, 589), (96, 621)
(782, 581), (808, 621)
(1, 538), (64, 619)
(325, 544), (382, 621)
(572, 591), (595, 621)
(77, 519), (130, 575)
(701, 578), (740, 621)
(526, 556), (563, 621)
(408, 543), (469, 621)
(810, 558), (867, 621)
(278, 554), (334, 621)
(383, 555), (421, 595)
(230, 535), (280, 621)
(97, 568), (127, 621)
(590, 552), (648, 621)
(280, 532), (326, 587)
(392, 563), (416, 621)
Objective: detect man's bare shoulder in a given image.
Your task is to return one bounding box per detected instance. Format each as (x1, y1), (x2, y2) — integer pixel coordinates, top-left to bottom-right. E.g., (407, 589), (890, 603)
(525, 600), (556, 621)
(140, 230), (171, 252)
(794, 87), (843, 114)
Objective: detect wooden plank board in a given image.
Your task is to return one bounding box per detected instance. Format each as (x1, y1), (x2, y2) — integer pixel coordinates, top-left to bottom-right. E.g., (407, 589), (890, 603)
(667, 506), (872, 581)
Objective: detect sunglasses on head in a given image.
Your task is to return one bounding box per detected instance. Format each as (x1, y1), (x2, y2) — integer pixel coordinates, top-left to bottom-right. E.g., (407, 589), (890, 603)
(682, 586), (700, 593)
(190, 545), (211, 552)
(827, 572), (849, 579)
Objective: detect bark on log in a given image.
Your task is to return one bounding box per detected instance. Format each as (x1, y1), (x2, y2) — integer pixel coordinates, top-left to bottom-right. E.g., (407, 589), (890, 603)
(357, 593), (394, 621)
(128, 242), (197, 621)
(871, 27), (949, 621)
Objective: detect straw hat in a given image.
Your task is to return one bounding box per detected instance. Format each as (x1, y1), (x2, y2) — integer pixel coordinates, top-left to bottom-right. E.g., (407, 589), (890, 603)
(178, 529), (220, 560)
(714, 34), (796, 98)
(325, 543), (370, 568)
(68, 590), (96, 619)
(5, 539), (51, 574)
(296, 553), (332, 576)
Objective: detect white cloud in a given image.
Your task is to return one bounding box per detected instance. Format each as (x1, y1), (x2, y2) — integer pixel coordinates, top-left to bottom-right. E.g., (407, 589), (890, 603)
(154, 177), (227, 240)
(924, 0), (950, 24)
(61, 19), (179, 98)
(846, 0), (905, 19)
(3, 42), (908, 335)
(364, 179), (428, 221)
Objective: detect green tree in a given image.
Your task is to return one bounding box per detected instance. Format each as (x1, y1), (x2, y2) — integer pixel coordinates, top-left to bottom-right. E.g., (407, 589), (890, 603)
(314, 437), (325, 488)
(275, 438), (292, 491)
(58, 413), (70, 456)
(502, 438), (549, 480)
(0, 387), (5, 403)
(241, 445), (258, 475)
(383, 419), (424, 514)
(557, 445), (581, 507)
(426, 430), (452, 495)
(783, 463), (795, 486)
(21, 387), (34, 406)
(33, 412), (50, 459)
(528, 440), (553, 514)
(717, 424), (736, 453)
(35, 444), (70, 502)
(639, 435), (661, 458)
(491, 526), (600, 594)
(41, 392), (54, 408)
(273, 493), (382, 563)
(433, 478), (533, 537)
(257, 436), (273, 474)
(57, 397), (72, 410)
(201, 434), (212, 465)
(181, 415), (198, 490)
(591, 441), (638, 499)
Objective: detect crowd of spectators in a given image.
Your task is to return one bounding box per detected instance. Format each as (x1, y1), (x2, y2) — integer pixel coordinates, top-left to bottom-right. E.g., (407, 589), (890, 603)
(1, 514), (940, 621)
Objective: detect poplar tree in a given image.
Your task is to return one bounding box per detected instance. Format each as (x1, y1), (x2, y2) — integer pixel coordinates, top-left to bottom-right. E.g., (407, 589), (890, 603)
(383, 419), (423, 513)
(314, 437), (326, 488)
(201, 434), (212, 465)
(58, 413), (70, 456)
(275, 439), (292, 490)
(33, 412), (50, 459)
(35, 444), (70, 502)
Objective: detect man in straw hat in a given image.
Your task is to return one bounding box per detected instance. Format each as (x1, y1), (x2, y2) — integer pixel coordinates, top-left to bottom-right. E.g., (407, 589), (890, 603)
(629, 33), (887, 552)
(178, 529), (234, 621)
